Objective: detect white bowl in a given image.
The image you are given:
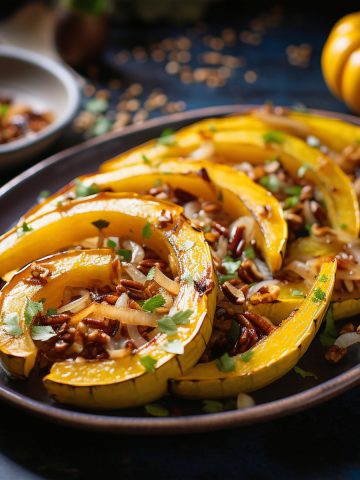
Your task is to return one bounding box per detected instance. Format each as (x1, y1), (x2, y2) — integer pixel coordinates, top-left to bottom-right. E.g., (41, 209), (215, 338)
(0, 45), (80, 169)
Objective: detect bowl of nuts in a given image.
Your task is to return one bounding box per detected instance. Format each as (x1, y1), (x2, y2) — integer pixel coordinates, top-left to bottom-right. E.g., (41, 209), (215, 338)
(0, 45), (80, 169)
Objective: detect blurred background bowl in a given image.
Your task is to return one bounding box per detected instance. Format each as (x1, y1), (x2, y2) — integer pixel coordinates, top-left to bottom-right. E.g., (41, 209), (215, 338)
(0, 45), (80, 169)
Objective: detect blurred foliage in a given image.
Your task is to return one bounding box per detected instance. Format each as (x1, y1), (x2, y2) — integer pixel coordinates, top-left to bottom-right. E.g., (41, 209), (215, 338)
(60, 0), (107, 15)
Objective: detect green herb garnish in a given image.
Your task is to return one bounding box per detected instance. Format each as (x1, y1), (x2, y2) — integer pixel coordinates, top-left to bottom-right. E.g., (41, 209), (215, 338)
(24, 298), (44, 328)
(74, 179), (101, 198)
(215, 353), (235, 372)
(222, 256), (242, 274)
(145, 404), (169, 417)
(46, 308), (58, 316)
(3, 313), (23, 337)
(38, 190), (51, 201)
(146, 267), (156, 280)
(140, 355), (157, 372)
(218, 273), (237, 284)
(294, 366), (318, 380)
(284, 196), (300, 209)
(91, 116), (112, 137)
(291, 289), (304, 298)
(263, 131), (284, 144)
(86, 97), (108, 113)
(297, 165), (309, 178)
(259, 174), (280, 193)
(311, 287), (326, 303)
(202, 400), (224, 413)
(319, 306), (337, 347)
(239, 350), (254, 362)
(284, 186), (302, 196)
(31, 325), (56, 341)
(117, 249), (132, 262)
(319, 274), (328, 283)
(142, 294), (166, 313)
(157, 128), (176, 146)
(243, 246), (255, 260)
(142, 154), (151, 165)
(106, 239), (117, 249)
(0, 103), (9, 116)
(142, 221), (152, 239)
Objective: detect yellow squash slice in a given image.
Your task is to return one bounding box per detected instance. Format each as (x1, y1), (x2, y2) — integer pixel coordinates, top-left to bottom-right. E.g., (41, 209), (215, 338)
(171, 260), (336, 399)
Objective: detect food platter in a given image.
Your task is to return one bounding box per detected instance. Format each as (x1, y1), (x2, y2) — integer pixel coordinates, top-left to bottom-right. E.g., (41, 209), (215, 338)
(0, 105), (359, 434)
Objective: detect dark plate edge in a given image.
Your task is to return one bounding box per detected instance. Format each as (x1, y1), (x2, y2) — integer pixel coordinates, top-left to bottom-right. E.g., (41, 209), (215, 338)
(0, 104), (359, 434)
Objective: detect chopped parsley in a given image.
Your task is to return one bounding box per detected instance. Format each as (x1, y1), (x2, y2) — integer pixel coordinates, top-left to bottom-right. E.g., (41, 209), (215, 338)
(239, 350), (254, 362)
(74, 179), (100, 198)
(243, 246), (256, 260)
(319, 306), (337, 347)
(319, 274), (328, 283)
(145, 404), (169, 417)
(162, 339), (184, 354)
(117, 248), (132, 262)
(284, 186), (302, 196)
(259, 174), (280, 193)
(291, 289), (304, 298)
(222, 256), (242, 274)
(311, 287), (326, 304)
(284, 196), (300, 209)
(24, 298), (44, 328)
(140, 355), (157, 372)
(215, 352), (235, 372)
(91, 219), (110, 230)
(106, 239), (117, 249)
(38, 190), (51, 201)
(3, 313), (23, 337)
(263, 131), (284, 144)
(142, 221), (152, 239)
(146, 267), (156, 280)
(142, 294), (166, 313)
(157, 128), (176, 146)
(218, 273), (237, 284)
(142, 154), (151, 165)
(46, 308), (58, 316)
(294, 366), (318, 380)
(158, 310), (193, 334)
(85, 97), (108, 113)
(19, 222), (33, 236)
(31, 325), (56, 341)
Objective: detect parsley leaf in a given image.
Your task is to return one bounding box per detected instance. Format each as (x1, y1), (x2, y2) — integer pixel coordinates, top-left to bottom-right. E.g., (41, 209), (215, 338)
(3, 313), (23, 337)
(319, 306), (337, 347)
(222, 256), (242, 274)
(75, 179), (101, 198)
(162, 339), (184, 354)
(46, 308), (58, 316)
(319, 274), (328, 283)
(38, 190), (51, 201)
(140, 355), (157, 372)
(107, 239), (117, 249)
(142, 221), (152, 239)
(92, 219), (110, 230)
(294, 366), (318, 380)
(24, 298), (44, 328)
(142, 294), (166, 312)
(218, 273), (237, 284)
(243, 246), (255, 260)
(284, 196), (300, 209)
(263, 131), (284, 144)
(145, 404), (169, 417)
(157, 128), (176, 146)
(311, 287), (326, 303)
(117, 248), (132, 262)
(215, 352), (235, 372)
(158, 317), (177, 335)
(166, 310), (193, 325)
(146, 267), (156, 280)
(259, 174), (280, 193)
(284, 186), (302, 196)
(18, 222), (33, 236)
(31, 325), (56, 341)
(239, 350), (254, 362)
(202, 400), (224, 413)
(142, 154), (151, 165)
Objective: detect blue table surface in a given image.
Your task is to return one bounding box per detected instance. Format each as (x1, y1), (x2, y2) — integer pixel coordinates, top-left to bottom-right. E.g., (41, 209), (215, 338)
(0, 3), (359, 479)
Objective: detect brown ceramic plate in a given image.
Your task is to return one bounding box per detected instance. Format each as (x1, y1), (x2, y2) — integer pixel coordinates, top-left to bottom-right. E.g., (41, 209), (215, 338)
(0, 105), (359, 434)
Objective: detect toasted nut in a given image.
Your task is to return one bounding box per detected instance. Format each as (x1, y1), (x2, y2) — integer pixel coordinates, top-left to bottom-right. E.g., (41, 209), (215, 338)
(249, 285), (280, 305)
(222, 281), (246, 305)
(284, 211), (303, 230)
(325, 345), (347, 364)
(238, 259), (264, 283)
(242, 311), (275, 335)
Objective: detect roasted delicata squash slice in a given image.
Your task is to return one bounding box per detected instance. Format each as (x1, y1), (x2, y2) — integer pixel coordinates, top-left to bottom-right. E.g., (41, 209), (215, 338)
(23, 160), (287, 273)
(0, 195), (216, 409)
(100, 126), (359, 237)
(171, 260), (336, 399)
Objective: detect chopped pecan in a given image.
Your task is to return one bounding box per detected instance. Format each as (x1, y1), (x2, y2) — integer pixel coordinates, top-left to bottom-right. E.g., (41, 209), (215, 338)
(325, 345), (347, 364)
(222, 281), (246, 305)
(249, 285), (280, 305)
(310, 200), (327, 224)
(238, 259), (264, 283)
(242, 311), (275, 335)
(229, 225), (245, 257)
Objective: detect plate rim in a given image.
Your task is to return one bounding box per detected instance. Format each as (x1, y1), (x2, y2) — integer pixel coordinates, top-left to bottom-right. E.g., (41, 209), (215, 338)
(0, 104), (359, 434)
